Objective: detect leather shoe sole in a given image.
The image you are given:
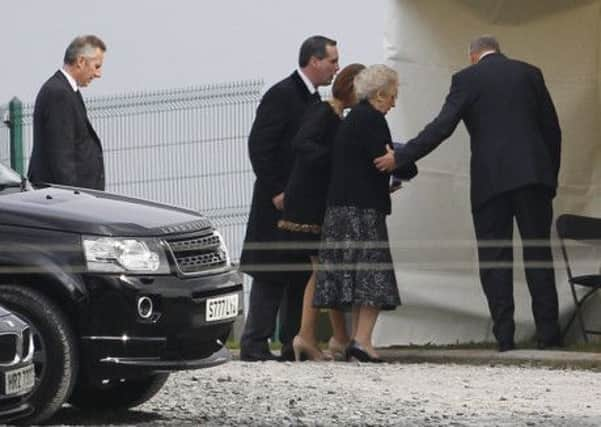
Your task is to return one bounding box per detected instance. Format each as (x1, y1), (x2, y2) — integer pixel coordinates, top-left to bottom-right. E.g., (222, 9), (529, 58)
(537, 339), (563, 350)
(239, 351), (280, 362)
(498, 342), (515, 352)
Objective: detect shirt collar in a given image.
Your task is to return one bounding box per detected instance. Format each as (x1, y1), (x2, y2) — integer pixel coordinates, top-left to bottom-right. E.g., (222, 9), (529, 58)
(478, 50), (497, 62)
(297, 67), (317, 94)
(60, 68), (79, 92)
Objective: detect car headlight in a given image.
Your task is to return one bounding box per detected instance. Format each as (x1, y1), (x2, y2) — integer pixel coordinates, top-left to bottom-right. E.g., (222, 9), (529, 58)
(83, 236), (170, 274)
(214, 231), (231, 266)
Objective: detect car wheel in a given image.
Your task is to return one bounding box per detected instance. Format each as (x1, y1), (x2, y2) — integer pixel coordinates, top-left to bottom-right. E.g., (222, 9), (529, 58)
(69, 373), (170, 410)
(0, 285), (78, 424)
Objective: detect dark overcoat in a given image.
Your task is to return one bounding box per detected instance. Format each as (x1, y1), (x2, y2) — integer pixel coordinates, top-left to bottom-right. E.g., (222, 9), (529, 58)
(28, 71), (105, 190)
(240, 71), (318, 283)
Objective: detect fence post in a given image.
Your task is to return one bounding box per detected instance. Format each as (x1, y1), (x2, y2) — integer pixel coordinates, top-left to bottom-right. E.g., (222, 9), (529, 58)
(8, 97), (24, 175)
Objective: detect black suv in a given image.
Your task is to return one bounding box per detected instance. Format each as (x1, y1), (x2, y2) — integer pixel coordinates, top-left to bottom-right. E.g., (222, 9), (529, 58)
(0, 162), (243, 423)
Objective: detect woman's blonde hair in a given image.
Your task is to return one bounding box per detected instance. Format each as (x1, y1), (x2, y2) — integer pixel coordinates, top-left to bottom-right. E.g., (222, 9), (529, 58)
(353, 64), (398, 101)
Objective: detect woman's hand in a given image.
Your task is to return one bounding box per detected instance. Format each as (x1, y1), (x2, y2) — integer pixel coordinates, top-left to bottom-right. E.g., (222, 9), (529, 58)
(272, 192), (285, 211)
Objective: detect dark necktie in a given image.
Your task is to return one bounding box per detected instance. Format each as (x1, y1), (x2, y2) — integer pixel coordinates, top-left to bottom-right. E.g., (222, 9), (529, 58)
(311, 91), (321, 103)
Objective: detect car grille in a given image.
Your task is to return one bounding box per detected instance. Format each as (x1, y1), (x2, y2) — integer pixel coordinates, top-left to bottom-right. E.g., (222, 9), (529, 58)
(0, 334), (17, 363)
(156, 218), (213, 235)
(0, 327), (32, 365)
(165, 231), (228, 275)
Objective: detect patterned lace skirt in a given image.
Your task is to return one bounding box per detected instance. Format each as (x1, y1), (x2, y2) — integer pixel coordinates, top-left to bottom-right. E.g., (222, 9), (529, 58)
(314, 206), (401, 310)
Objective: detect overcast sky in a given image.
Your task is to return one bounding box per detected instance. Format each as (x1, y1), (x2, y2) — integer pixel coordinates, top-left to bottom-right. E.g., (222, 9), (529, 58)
(0, 0), (386, 103)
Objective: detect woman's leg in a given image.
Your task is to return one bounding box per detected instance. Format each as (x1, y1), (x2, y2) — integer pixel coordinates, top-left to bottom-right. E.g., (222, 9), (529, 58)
(327, 309), (350, 358)
(329, 309), (350, 346)
(353, 305), (380, 357)
(293, 256), (325, 360)
(351, 306), (360, 339)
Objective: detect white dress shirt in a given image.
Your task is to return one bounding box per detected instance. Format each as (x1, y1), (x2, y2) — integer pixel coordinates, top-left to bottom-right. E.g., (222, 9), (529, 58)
(296, 67), (317, 95)
(60, 68), (79, 92)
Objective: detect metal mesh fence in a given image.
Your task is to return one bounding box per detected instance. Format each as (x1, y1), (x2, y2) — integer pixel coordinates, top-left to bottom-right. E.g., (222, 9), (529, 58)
(14, 80), (264, 262)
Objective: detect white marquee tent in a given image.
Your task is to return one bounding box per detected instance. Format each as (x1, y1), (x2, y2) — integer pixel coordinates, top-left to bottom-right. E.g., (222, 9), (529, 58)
(376, 0), (601, 346)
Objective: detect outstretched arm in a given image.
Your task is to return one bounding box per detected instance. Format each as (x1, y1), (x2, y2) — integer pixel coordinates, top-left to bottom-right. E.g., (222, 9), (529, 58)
(375, 73), (470, 172)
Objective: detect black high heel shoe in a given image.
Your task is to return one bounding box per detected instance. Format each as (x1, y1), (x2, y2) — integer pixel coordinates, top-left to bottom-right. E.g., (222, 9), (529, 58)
(345, 340), (384, 363)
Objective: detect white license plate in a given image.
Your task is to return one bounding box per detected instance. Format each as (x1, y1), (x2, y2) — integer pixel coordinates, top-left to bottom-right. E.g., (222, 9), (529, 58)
(4, 363), (35, 395)
(206, 293), (239, 322)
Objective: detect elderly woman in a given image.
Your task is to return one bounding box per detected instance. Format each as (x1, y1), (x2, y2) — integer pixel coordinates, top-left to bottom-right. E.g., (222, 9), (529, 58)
(278, 63), (366, 361)
(314, 64), (403, 363)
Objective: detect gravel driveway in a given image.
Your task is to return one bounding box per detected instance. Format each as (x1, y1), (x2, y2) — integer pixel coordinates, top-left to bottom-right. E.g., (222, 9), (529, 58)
(49, 361), (601, 426)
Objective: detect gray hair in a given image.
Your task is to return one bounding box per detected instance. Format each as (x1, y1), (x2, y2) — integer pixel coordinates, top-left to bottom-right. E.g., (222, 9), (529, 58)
(63, 35), (106, 65)
(353, 64), (398, 101)
(469, 35), (500, 55)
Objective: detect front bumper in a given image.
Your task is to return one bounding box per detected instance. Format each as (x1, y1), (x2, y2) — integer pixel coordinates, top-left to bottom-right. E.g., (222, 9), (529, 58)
(78, 268), (243, 381)
(0, 399), (32, 424)
(100, 345), (231, 371)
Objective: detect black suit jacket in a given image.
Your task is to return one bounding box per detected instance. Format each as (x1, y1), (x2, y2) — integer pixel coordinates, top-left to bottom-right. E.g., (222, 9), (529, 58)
(396, 53), (561, 210)
(240, 71), (319, 282)
(28, 70), (105, 190)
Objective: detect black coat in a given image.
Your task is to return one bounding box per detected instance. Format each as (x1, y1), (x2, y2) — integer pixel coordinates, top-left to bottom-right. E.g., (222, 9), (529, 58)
(283, 101), (340, 226)
(239, 71), (319, 282)
(327, 100), (393, 215)
(28, 71), (105, 191)
(395, 53), (561, 210)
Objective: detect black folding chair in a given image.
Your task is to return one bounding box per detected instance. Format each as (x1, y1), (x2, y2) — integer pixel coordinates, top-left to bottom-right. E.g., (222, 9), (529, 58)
(556, 214), (601, 342)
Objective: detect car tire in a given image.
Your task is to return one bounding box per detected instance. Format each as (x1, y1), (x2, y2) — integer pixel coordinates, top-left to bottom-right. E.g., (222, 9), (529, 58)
(0, 285), (78, 424)
(69, 373), (170, 411)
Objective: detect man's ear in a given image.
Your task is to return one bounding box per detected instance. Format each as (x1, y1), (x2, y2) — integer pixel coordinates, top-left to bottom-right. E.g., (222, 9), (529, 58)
(75, 55), (86, 69)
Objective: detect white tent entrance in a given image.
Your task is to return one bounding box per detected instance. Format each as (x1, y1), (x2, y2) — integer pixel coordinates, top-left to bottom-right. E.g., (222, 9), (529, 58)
(377, 0), (601, 346)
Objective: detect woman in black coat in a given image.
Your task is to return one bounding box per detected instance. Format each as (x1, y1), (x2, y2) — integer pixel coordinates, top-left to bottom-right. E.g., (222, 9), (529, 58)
(278, 63), (365, 361)
(314, 64), (407, 362)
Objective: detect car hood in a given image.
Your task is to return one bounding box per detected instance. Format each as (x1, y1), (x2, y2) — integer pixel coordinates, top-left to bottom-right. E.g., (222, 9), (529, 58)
(0, 305), (28, 332)
(0, 304), (11, 317)
(0, 186), (211, 237)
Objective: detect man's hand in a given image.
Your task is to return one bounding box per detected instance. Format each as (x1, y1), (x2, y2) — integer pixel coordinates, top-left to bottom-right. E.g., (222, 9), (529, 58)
(272, 192), (285, 211)
(374, 145), (397, 172)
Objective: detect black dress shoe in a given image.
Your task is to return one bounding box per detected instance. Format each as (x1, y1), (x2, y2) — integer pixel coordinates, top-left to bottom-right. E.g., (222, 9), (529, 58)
(345, 340), (384, 363)
(280, 342), (304, 361)
(498, 342), (515, 352)
(537, 338), (563, 350)
(240, 349), (280, 362)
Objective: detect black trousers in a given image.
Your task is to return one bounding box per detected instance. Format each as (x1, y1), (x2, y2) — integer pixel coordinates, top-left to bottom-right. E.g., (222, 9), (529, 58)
(240, 278), (305, 353)
(472, 185), (560, 346)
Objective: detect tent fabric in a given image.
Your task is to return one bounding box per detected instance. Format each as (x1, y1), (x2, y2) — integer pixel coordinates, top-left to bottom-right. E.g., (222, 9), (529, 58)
(376, 0), (601, 346)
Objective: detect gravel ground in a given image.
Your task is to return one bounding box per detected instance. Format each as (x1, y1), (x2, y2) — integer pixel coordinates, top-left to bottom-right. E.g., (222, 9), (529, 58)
(50, 361), (601, 426)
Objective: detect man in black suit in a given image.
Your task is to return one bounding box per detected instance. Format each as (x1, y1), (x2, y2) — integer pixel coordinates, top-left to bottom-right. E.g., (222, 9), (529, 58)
(29, 35), (106, 191)
(374, 35), (562, 351)
(239, 36), (339, 361)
